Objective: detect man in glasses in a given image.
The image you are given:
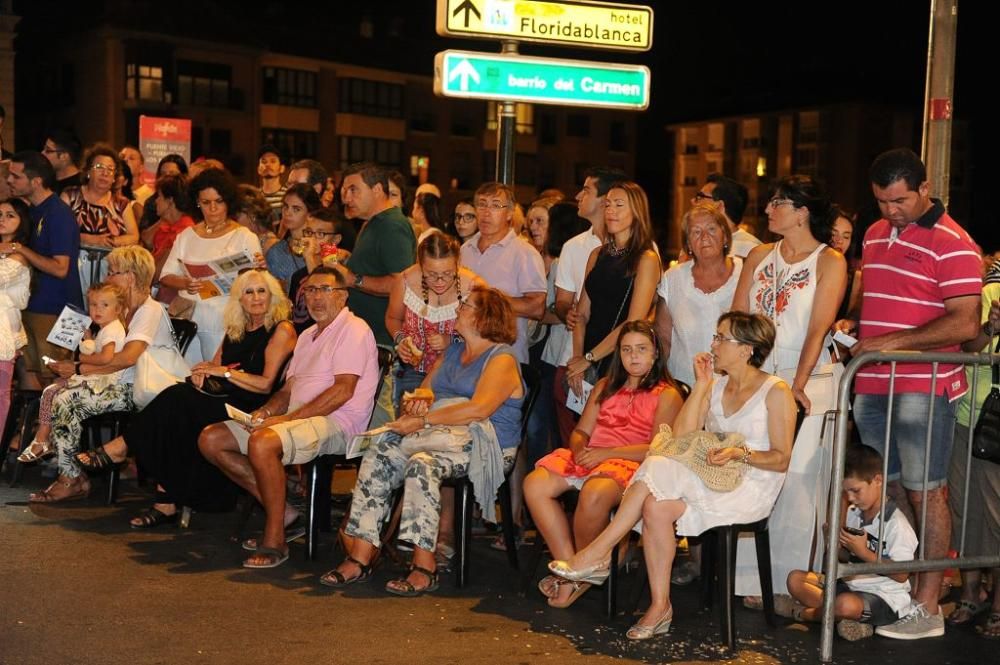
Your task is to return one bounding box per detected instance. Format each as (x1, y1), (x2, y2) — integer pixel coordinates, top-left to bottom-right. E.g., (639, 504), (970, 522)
(691, 173), (759, 259)
(41, 129), (82, 194)
(460, 181), (545, 364)
(200, 266), (379, 569)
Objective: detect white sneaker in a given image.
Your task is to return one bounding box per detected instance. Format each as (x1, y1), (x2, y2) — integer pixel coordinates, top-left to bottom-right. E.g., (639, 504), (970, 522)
(875, 603), (945, 640)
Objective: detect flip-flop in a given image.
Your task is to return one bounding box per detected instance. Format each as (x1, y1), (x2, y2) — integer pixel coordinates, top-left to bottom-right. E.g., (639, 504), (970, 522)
(242, 526), (307, 552)
(242, 546), (289, 569)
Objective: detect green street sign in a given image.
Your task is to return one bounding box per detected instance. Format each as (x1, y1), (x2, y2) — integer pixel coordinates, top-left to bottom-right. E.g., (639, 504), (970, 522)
(436, 0), (653, 53)
(433, 50), (650, 110)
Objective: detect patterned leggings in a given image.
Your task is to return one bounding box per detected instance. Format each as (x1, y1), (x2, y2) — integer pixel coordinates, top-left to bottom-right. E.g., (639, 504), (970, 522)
(39, 377), (70, 427)
(50, 382), (134, 478)
(345, 435), (515, 552)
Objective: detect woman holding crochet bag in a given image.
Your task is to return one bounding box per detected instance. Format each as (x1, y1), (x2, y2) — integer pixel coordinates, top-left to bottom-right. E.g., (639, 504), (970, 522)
(547, 312), (796, 640)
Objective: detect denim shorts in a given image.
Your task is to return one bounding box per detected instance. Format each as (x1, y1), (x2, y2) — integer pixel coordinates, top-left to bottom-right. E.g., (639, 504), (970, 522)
(853, 392), (956, 491)
(835, 581), (900, 626)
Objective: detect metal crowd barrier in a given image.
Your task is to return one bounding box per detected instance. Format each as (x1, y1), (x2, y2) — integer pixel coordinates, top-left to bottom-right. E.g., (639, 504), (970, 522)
(820, 350), (1000, 662)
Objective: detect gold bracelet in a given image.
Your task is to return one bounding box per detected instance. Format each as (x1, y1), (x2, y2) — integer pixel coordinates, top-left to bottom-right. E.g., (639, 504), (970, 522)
(741, 446), (753, 465)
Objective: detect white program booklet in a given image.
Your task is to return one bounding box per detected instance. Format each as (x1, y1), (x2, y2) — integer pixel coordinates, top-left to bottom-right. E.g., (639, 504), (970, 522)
(225, 403), (254, 428)
(565, 379), (594, 415)
(346, 425), (394, 459)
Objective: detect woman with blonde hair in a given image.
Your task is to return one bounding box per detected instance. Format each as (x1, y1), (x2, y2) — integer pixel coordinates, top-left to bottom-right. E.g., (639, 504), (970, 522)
(75, 269), (296, 525)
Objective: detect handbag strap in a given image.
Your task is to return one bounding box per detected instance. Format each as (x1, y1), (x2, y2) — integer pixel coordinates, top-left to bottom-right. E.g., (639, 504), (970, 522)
(992, 335), (999, 387)
(612, 276), (635, 329)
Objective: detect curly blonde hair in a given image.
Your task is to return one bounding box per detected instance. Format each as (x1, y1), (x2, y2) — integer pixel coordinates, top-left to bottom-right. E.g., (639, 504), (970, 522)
(222, 269), (291, 342)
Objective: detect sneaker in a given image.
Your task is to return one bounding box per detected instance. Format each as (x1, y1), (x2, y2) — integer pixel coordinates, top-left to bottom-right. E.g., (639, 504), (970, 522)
(875, 603), (945, 640)
(837, 620), (874, 641)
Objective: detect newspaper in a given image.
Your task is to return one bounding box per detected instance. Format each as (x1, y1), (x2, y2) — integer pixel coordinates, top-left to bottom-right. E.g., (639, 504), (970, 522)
(45, 305), (93, 351)
(179, 251), (256, 299)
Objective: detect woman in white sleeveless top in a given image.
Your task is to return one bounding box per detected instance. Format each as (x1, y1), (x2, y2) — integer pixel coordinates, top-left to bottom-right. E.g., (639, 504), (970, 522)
(546, 312), (796, 640)
(730, 175), (847, 599)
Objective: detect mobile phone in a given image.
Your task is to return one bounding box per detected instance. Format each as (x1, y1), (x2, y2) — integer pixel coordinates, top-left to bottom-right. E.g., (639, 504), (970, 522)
(843, 526), (865, 536)
(833, 330), (858, 348)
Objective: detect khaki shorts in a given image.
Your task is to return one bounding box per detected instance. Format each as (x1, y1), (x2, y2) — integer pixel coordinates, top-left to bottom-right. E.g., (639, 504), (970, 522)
(21, 312), (71, 376)
(223, 415), (348, 466)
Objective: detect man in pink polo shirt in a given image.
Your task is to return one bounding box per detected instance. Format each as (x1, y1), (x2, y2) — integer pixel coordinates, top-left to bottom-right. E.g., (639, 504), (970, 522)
(837, 148), (981, 640)
(200, 266), (379, 569)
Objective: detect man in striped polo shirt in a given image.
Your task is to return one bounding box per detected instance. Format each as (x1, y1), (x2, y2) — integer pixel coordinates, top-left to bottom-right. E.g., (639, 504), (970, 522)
(837, 148), (982, 640)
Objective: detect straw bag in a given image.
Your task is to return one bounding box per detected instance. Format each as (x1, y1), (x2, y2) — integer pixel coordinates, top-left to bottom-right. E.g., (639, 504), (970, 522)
(647, 424), (748, 492)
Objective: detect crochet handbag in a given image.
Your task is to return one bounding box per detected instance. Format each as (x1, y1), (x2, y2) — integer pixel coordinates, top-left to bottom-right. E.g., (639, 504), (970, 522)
(647, 424), (748, 492)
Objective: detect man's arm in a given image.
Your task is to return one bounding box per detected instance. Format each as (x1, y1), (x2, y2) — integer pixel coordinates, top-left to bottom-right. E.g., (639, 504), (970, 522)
(509, 291), (546, 321)
(273, 374), (359, 423)
(6, 244), (70, 278)
(553, 286), (575, 325)
(853, 294), (981, 354)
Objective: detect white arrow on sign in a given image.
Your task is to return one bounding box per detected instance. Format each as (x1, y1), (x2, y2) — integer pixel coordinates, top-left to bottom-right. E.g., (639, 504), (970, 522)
(448, 58), (480, 91)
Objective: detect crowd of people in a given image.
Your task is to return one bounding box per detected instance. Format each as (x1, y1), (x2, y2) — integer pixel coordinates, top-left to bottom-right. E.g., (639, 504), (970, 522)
(1, 133), (998, 645)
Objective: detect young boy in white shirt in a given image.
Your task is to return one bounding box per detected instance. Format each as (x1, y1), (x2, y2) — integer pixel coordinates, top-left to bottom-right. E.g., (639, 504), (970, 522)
(784, 444), (919, 641)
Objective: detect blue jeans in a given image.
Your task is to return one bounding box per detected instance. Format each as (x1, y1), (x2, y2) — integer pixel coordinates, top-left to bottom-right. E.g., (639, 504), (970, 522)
(524, 361), (559, 467)
(392, 363), (426, 413)
(853, 392), (956, 490)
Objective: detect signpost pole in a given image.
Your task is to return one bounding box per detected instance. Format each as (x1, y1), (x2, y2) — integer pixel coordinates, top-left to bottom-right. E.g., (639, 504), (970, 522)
(496, 40), (518, 186)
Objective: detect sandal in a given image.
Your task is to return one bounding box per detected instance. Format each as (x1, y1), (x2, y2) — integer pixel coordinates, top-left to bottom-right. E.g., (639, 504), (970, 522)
(28, 477), (91, 503)
(977, 612), (1000, 639)
(242, 546), (289, 569)
(74, 446), (124, 473)
(242, 526), (307, 552)
(947, 599), (987, 626)
(538, 574), (563, 599)
(742, 595), (764, 611)
(16, 440), (54, 464)
(547, 581), (590, 609)
(130, 507), (179, 529)
(489, 532), (525, 552)
(385, 564), (439, 597)
(626, 606), (673, 640)
(319, 556), (374, 587)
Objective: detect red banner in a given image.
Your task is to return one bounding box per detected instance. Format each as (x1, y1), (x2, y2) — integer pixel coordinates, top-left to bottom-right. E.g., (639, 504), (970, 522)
(138, 116), (192, 186)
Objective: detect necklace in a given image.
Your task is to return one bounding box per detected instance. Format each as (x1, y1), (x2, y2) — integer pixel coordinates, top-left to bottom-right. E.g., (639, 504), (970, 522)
(204, 221), (230, 235)
(606, 239), (628, 257)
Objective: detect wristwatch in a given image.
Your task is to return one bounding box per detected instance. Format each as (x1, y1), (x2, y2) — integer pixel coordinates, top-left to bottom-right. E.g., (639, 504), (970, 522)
(422, 415), (431, 429)
(584, 351), (596, 363)
(224, 370), (232, 379)
(353, 273), (364, 288)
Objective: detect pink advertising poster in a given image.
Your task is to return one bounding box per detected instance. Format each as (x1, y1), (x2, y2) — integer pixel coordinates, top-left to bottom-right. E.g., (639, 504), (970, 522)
(138, 116), (192, 186)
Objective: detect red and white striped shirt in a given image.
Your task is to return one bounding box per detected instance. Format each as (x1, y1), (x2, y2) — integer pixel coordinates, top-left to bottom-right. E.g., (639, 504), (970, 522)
(856, 201), (981, 398)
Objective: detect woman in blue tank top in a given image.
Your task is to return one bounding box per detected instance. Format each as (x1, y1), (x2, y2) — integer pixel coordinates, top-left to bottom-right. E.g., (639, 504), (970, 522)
(322, 286), (525, 596)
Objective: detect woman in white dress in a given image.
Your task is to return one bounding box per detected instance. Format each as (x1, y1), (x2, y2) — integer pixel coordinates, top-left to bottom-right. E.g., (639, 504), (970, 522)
(159, 169), (264, 362)
(729, 175), (846, 599)
(548, 312), (796, 640)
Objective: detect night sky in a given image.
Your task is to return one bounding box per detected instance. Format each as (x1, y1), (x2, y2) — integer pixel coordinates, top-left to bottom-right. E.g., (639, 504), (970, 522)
(13, 0), (993, 244)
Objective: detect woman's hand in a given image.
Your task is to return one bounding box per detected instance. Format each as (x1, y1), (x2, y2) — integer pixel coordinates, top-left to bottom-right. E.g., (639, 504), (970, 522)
(425, 333), (450, 353)
(191, 363), (228, 378)
(49, 360), (75, 379)
(185, 278), (204, 295)
(189, 373), (206, 389)
(574, 446), (609, 470)
(386, 414), (424, 436)
(707, 446), (745, 466)
(566, 355), (591, 398)
(692, 352), (715, 384)
(401, 395), (432, 417)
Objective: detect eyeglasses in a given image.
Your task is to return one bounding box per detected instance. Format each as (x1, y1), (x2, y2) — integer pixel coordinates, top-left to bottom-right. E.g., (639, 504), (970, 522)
(693, 191), (716, 202)
(711, 333), (743, 345)
(302, 285), (347, 296)
(766, 198), (795, 209)
(454, 212), (477, 222)
(424, 270), (456, 283)
(458, 300), (478, 311)
(302, 228), (337, 239)
(91, 163), (116, 175)
(475, 201), (510, 211)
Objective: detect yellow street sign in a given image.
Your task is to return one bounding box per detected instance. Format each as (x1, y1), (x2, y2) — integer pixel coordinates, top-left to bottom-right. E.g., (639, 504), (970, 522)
(436, 0), (653, 52)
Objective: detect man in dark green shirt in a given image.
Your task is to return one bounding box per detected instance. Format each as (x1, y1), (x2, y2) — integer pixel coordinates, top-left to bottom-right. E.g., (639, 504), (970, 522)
(336, 162), (416, 347)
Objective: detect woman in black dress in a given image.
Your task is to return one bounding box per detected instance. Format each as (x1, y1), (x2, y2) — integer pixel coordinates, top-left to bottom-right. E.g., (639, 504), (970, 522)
(76, 269), (296, 526)
(566, 181), (661, 398)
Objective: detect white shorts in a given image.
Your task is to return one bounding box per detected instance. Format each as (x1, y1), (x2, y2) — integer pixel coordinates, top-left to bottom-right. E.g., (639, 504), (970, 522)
(223, 416), (348, 465)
